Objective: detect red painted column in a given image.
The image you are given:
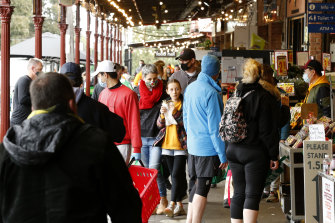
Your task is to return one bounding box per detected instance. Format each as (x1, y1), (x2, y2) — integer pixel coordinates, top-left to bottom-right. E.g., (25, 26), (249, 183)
(113, 25), (117, 63)
(116, 27), (119, 64)
(110, 24), (113, 62)
(33, 0), (44, 59)
(119, 28), (122, 65)
(94, 16), (98, 69)
(105, 22), (110, 60)
(59, 5), (67, 66)
(86, 9), (91, 96)
(100, 19), (104, 61)
(0, 0), (14, 140)
(74, 3), (81, 64)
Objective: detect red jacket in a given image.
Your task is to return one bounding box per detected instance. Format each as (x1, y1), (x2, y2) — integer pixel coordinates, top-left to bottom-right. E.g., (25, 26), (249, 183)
(99, 85), (142, 153)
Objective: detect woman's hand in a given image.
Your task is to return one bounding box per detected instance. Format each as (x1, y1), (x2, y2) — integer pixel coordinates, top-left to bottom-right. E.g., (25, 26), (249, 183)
(270, 160), (279, 170)
(160, 106), (167, 114)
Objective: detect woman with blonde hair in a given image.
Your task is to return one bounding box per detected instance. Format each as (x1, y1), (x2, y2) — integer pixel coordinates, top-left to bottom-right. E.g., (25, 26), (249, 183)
(225, 59), (280, 223)
(154, 60), (167, 80)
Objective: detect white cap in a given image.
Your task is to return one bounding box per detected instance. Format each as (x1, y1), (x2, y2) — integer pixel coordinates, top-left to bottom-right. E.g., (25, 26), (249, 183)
(93, 60), (116, 76)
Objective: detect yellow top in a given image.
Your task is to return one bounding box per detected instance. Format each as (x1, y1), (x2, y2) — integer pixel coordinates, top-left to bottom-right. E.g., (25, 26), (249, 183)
(133, 71), (142, 86)
(162, 100), (183, 150)
(304, 75), (330, 103)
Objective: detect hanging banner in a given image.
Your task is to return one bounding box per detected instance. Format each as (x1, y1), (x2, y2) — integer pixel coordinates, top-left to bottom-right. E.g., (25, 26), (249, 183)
(322, 53), (331, 71)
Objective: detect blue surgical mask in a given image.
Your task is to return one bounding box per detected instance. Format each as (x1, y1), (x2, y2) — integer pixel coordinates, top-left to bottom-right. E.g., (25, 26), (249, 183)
(303, 73), (310, 83)
(98, 77), (107, 88)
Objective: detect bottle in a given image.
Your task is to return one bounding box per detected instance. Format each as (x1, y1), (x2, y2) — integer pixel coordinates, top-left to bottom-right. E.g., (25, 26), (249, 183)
(330, 154), (335, 177)
(323, 154), (331, 175)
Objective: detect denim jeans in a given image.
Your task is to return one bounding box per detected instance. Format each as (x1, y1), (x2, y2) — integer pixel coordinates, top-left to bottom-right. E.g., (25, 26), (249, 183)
(141, 137), (166, 197)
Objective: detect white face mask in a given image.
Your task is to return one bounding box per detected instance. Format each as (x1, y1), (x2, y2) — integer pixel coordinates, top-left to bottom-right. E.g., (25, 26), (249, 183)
(98, 77), (107, 88)
(303, 73), (310, 83)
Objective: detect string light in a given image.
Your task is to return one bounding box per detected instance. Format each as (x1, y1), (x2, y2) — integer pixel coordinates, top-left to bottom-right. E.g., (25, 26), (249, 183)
(107, 0), (134, 26)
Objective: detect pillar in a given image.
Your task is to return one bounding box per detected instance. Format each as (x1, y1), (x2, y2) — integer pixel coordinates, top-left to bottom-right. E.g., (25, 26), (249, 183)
(75, 2), (81, 64)
(59, 5), (67, 66)
(113, 25), (117, 63)
(0, 0), (14, 140)
(119, 27), (122, 65)
(110, 24), (113, 62)
(105, 22), (110, 60)
(100, 19), (104, 61)
(33, 0), (44, 59)
(94, 16), (98, 69)
(86, 9), (91, 96)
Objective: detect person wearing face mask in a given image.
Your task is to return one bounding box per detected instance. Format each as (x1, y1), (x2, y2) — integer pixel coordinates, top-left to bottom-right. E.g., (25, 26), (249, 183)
(303, 59), (331, 118)
(98, 60), (142, 165)
(60, 62), (125, 144)
(133, 64), (169, 215)
(11, 58), (44, 126)
(91, 72), (107, 101)
(169, 48), (200, 94)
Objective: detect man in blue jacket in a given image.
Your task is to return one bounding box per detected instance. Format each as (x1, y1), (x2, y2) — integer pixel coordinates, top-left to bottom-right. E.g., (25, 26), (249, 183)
(183, 54), (228, 223)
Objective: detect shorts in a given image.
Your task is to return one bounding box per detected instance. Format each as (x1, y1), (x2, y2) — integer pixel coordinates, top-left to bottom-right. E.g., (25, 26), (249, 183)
(188, 154), (220, 178)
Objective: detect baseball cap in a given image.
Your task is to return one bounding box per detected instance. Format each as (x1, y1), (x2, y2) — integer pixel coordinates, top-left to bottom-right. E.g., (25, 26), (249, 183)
(303, 59), (323, 75)
(60, 62), (81, 80)
(176, 48), (196, 60)
(96, 60), (116, 73)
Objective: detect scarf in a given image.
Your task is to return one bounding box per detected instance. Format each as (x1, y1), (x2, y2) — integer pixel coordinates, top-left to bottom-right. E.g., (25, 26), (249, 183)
(139, 79), (163, 109)
(303, 75), (330, 103)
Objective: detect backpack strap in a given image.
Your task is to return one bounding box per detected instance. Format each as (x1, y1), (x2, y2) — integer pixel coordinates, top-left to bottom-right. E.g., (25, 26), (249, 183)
(242, 90), (255, 99)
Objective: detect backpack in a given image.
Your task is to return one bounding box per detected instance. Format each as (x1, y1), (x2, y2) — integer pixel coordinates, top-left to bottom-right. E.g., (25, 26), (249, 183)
(219, 90), (254, 143)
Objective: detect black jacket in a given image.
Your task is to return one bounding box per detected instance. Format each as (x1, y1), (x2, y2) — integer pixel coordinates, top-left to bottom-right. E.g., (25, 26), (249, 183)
(227, 82), (280, 161)
(77, 94), (125, 143)
(134, 86), (168, 137)
(0, 106), (142, 223)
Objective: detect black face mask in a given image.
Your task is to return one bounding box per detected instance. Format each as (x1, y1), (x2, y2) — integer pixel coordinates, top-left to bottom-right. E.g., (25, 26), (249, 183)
(181, 63), (190, 71)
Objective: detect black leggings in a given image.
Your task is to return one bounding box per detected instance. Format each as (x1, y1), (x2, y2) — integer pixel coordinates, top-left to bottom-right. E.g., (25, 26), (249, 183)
(163, 155), (187, 202)
(226, 144), (270, 219)
(189, 177), (212, 203)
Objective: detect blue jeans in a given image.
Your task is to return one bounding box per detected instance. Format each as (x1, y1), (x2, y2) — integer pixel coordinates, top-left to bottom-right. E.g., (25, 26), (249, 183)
(141, 137), (166, 197)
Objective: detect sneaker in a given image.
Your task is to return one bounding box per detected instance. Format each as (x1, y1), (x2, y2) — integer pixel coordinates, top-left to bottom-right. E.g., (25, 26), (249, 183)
(174, 204), (186, 216)
(164, 203), (175, 217)
(266, 192), (278, 203)
(156, 197), (168, 215)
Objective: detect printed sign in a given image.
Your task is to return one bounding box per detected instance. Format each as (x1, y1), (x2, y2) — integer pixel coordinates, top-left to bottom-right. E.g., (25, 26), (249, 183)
(308, 14), (335, 23)
(303, 141), (332, 223)
(277, 83), (295, 96)
(322, 53), (331, 71)
(309, 124), (326, 141)
(155, 51), (176, 57)
(308, 3), (335, 12)
(274, 51), (288, 71)
(309, 24), (335, 33)
(277, 56), (288, 76)
(297, 51), (309, 67)
(322, 178), (335, 223)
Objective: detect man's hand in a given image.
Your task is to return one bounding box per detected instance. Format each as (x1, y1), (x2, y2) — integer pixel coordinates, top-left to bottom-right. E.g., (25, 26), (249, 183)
(270, 160), (279, 170)
(219, 162), (228, 170)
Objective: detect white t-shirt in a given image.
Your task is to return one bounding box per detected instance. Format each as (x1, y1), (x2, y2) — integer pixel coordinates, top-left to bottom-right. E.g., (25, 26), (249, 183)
(186, 71), (196, 77)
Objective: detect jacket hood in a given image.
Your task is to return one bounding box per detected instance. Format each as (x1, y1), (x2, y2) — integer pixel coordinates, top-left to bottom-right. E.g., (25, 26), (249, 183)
(198, 72), (222, 92)
(237, 80), (280, 100)
(201, 54), (220, 77)
(3, 105), (82, 166)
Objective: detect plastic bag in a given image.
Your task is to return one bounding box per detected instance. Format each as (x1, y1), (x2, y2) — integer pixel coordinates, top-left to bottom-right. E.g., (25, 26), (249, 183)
(264, 156), (287, 186)
(162, 100), (177, 126)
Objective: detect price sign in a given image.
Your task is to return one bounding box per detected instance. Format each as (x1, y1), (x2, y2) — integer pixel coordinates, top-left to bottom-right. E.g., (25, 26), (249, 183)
(277, 56), (288, 76)
(304, 141), (332, 223)
(323, 53), (331, 71)
(322, 178), (335, 223)
(309, 124), (326, 141)
(277, 83), (295, 96)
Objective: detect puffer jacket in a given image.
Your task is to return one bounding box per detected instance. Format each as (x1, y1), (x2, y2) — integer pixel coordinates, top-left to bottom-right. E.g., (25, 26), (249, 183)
(0, 105), (142, 223)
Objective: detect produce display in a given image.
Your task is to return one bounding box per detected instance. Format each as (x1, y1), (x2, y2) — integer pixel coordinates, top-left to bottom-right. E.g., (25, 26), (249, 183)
(285, 116), (334, 148)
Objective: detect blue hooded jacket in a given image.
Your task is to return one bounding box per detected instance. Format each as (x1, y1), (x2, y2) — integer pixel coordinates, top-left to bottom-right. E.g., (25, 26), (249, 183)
(183, 55), (226, 163)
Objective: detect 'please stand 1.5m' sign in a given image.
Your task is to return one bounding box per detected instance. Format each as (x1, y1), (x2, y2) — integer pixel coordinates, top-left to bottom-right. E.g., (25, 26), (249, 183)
(304, 140), (332, 223)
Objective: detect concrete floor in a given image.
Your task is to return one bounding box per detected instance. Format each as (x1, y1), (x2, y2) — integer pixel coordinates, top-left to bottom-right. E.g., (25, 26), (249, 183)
(149, 181), (287, 223)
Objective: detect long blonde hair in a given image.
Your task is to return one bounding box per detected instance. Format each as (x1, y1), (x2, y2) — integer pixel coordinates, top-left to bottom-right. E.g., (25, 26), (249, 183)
(242, 59), (262, 84)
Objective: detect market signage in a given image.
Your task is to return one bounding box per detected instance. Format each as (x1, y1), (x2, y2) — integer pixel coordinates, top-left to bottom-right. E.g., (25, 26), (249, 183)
(308, 3), (335, 33)
(322, 178), (335, 223)
(303, 141), (332, 223)
(154, 51), (176, 57)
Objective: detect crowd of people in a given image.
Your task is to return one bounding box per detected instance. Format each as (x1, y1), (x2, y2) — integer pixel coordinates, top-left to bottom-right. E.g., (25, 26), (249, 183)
(2, 47), (328, 223)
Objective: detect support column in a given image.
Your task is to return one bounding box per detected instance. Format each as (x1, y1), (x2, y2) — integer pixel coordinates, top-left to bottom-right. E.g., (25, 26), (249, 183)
(74, 2), (81, 64)
(116, 26), (119, 64)
(94, 16), (98, 69)
(100, 19), (104, 61)
(33, 0), (44, 59)
(113, 25), (117, 63)
(119, 27), (122, 65)
(59, 5), (67, 66)
(110, 24), (113, 62)
(105, 22), (110, 60)
(0, 1), (14, 140)
(86, 9), (91, 96)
